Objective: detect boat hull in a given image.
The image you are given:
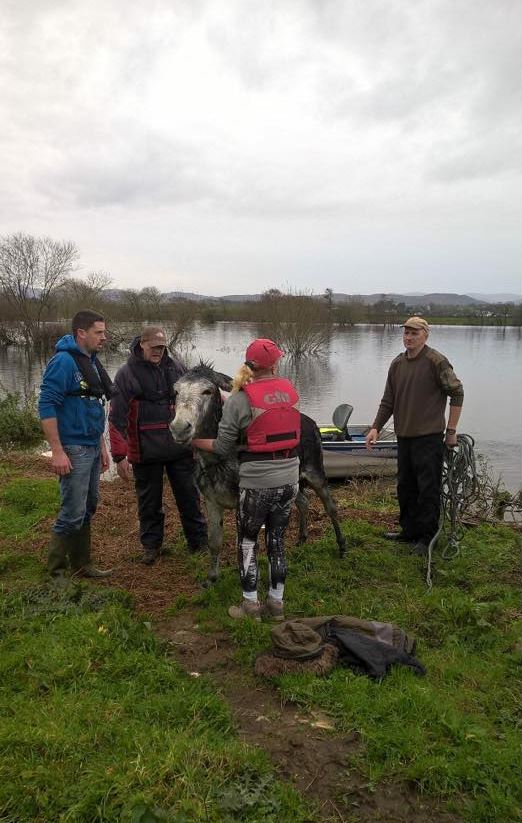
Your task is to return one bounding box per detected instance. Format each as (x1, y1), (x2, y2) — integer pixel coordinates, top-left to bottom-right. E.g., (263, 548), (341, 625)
(320, 425), (398, 479)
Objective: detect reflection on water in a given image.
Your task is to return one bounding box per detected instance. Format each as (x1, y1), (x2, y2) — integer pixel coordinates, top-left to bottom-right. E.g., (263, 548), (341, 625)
(1, 323), (521, 491)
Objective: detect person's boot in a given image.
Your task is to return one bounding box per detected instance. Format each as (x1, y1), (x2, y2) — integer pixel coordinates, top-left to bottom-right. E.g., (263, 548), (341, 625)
(141, 546), (160, 565)
(263, 597), (285, 622)
(70, 524), (113, 579)
(412, 540), (429, 557)
(48, 532), (71, 586)
(228, 598), (262, 622)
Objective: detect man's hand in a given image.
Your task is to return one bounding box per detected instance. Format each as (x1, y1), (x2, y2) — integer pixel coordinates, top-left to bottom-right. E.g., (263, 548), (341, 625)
(116, 458), (133, 481)
(51, 449), (73, 476)
(100, 444), (110, 474)
(365, 427), (379, 450)
(445, 430), (458, 449)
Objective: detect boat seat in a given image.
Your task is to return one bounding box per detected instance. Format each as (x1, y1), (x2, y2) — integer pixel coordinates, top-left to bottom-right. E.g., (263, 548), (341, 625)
(332, 404), (354, 441)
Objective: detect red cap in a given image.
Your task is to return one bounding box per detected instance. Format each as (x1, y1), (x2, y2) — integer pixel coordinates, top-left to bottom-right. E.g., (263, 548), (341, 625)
(245, 338), (284, 369)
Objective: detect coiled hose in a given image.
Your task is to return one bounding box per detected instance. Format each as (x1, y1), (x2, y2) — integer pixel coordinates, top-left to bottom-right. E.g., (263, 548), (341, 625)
(426, 434), (478, 589)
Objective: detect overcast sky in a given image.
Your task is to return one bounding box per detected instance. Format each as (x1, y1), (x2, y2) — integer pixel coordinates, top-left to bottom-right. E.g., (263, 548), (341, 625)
(1, 0), (520, 295)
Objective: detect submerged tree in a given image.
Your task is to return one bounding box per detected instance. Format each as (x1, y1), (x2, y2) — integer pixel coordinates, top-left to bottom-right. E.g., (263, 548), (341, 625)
(0, 232), (79, 346)
(260, 288), (332, 358)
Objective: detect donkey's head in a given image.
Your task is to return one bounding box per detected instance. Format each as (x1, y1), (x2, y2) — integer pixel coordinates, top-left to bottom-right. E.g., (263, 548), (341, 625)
(170, 363), (232, 445)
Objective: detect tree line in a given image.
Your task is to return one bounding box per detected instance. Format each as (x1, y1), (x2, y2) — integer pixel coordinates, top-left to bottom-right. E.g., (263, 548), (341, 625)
(1, 233), (520, 356)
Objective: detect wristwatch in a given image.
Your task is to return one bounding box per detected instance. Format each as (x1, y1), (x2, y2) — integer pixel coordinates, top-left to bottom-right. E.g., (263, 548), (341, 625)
(446, 428), (456, 434)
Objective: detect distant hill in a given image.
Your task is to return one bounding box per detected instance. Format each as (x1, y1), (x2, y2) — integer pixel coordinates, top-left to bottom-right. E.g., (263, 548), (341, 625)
(467, 293), (522, 304)
(333, 292), (482, 306)
(98, 289), (521, 305)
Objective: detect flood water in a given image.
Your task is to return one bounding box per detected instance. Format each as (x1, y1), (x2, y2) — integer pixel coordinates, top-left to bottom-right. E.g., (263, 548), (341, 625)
(1, 323), (521, 491)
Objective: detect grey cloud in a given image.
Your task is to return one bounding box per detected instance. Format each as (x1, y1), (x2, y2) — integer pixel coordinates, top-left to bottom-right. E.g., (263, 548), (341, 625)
(427, 132), (522, 183)
(35, 135), (217, 208)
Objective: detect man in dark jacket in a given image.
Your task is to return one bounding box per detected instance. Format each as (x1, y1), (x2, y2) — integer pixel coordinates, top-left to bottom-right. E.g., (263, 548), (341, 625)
(39, 309), (113, 582)
(365, 317), (464, 556)
(109, 325), (207, 564)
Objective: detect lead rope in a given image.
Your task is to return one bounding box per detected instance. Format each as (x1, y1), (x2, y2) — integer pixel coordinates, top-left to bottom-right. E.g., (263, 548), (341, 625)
(426, 434), (478, 589)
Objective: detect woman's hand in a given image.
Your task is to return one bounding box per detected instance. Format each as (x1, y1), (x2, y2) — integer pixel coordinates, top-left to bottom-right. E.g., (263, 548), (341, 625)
(191, 438), (215, 453)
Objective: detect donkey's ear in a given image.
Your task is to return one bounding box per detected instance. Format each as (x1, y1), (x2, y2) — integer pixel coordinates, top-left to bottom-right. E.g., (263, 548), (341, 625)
(213, 371), (233, 392)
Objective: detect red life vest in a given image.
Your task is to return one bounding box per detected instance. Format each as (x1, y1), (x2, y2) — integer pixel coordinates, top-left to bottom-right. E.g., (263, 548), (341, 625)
(242, 377), (300, 456)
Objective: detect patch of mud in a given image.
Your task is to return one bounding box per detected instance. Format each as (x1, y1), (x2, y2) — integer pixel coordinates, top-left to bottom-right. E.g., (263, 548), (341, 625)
(156, 612), (461, 823)
(3, 456), (399, 616)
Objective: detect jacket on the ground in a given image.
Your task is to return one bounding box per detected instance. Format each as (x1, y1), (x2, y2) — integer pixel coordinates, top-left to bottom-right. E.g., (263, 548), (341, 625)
(258, 615), (425, 679)
(109, 339), (188, 464)
(241, 377), (300, 458)
(38, 334), (107, 446)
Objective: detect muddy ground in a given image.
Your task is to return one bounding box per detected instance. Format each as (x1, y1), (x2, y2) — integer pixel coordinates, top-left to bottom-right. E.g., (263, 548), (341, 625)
(5, 455), (461, 822)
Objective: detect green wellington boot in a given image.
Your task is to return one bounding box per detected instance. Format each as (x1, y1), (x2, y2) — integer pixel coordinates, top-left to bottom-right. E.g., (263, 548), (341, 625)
(48, 532), (72, 587)
(70, 524), (114, 579)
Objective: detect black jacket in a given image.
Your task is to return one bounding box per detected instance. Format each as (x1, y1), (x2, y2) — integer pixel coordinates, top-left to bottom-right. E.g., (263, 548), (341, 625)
(109, 338), (188, 464)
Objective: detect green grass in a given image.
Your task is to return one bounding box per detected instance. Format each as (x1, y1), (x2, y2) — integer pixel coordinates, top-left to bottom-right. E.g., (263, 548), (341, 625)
(1, 470), (521, 821)
(0, 477), (312, 823)
(0, 572), (311, 822)
(0, 476), (59, 541)
(194, 521), (522, 822)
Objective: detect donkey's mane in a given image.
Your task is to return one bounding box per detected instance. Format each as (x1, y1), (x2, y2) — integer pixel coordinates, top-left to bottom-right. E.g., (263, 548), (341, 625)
(182, 361), (218, 383)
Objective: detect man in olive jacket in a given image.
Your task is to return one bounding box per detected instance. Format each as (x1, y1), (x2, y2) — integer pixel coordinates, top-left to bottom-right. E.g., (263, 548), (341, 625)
(366, 317), (464, 556)
(109, 326), (207, 564)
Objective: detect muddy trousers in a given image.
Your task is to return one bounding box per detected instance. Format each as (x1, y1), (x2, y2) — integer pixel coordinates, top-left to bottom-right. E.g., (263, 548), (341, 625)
(133, 456), (207, 551)
(397, 434), (444, 543)
(236, 483), (298, 597)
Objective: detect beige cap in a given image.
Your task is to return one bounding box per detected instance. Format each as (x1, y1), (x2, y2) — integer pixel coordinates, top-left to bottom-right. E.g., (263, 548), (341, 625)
(402, 316), (429, 331)
(140, 325), (167, 346)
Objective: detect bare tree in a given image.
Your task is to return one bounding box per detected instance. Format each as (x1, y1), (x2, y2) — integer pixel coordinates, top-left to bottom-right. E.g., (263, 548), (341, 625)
(121, 288), (145, 321)
(164, 299), (198, 349)
(56, 271), (113, 316)
(0, 233), (79, 345)
(140, 286), (163, 320)
(261, 288), (332, 358)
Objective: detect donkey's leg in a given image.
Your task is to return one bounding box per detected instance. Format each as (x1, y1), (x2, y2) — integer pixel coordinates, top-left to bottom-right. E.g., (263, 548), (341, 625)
(307, 473), (347, 557)
(205, 498), (224, 584)
(294, 486), (309, 544)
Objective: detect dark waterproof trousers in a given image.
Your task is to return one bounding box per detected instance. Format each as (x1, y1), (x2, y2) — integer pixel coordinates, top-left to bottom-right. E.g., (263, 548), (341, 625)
(132, 455), (207, 551)
(397, 434), (444, 543)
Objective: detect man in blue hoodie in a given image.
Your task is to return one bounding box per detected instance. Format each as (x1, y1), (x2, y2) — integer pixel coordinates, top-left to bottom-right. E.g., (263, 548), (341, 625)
(39, 309), (113, 582)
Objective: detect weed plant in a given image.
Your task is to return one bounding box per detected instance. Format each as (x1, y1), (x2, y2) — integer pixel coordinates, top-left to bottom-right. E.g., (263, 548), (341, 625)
(0, 390), (43, 451)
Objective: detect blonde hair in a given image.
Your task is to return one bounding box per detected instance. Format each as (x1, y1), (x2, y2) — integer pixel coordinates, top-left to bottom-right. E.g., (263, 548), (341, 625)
(232, 363), (255, 393)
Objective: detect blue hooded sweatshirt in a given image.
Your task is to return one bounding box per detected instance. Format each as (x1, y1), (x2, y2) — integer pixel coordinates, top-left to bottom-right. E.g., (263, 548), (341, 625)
(38, 335), (106, 446)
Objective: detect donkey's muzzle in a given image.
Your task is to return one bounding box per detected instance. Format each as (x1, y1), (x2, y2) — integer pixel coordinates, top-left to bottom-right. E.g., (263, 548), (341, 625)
(170, 420), (193, 444)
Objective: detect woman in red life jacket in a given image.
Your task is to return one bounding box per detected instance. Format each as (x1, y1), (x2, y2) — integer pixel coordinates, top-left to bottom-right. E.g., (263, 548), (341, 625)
(192, 338), (300, 622)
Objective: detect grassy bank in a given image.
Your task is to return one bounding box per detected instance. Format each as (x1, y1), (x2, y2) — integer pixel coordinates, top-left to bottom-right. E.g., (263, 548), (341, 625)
(0, 472), (309, 823)
(1, 464), (521, 821)
(193, 490), (522, 822)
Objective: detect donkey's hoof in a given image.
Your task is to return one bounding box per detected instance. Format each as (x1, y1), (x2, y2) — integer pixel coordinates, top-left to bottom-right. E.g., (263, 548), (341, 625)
(297, 535), (308, 545)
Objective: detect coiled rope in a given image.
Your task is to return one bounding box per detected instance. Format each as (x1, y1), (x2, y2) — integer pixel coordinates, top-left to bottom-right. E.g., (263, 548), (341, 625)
(426, 434), (478, 589)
